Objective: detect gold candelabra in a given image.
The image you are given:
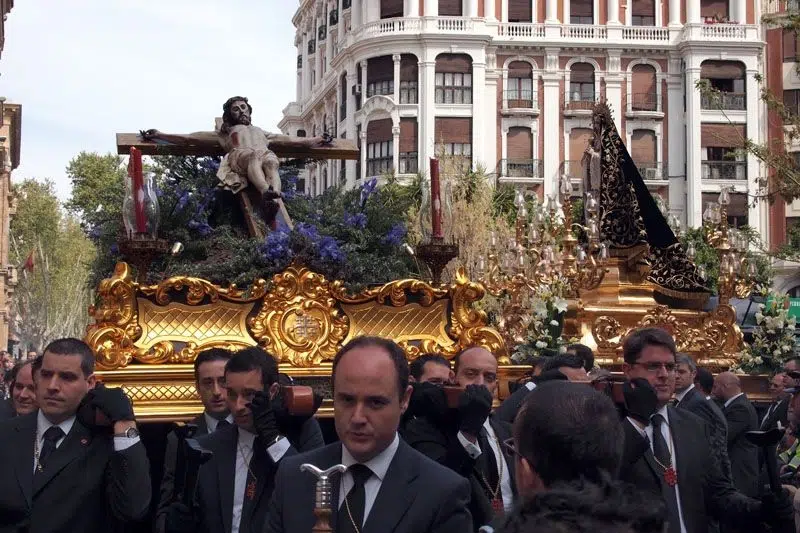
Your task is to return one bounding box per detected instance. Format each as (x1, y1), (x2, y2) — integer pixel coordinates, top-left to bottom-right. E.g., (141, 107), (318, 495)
(472, 176), (609, 345)
(696, 186), (757, 305)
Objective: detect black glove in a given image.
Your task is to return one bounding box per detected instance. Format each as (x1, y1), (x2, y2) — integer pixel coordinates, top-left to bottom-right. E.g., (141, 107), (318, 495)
(89, 383), (135, 423)
(623, 378), (658, 425)
(407, 382), (449, 423)
(532, 369), (568, 385)
(272, 388), (323, 437)
(249, 391), (280, 444)
(457, 384), (493, 436)
(164, 502), (195, 533)
(761, 488), (795, 533)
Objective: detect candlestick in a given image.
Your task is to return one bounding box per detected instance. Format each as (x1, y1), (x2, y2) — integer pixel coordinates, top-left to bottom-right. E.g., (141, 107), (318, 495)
(128, 147), (147, 234)
(430, 158), (443, 239)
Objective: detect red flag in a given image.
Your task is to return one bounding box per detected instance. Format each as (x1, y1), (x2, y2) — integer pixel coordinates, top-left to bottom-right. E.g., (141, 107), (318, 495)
(22, 250), (34, 273)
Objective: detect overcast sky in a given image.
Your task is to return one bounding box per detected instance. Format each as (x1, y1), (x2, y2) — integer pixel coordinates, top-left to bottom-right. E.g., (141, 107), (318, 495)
(1, 0), (300, 199)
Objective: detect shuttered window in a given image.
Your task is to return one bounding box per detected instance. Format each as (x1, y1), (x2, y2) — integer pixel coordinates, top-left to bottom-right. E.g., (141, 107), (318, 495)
(700, 124), (746, 147)
(569, 128), (593, 162)
(507, 127), (533, 159)
(631, 0), (655, 25)
(366, 119), (393, 177)
(630, 130), (656, 164)
(631, 64), (657, 111)
(569, 63), (595, 102)
(399, 118), (418, 173)
(784, 30), (799, 61)
(507, 61), (534, 108)
(435, 55), (473, 104)
(439, 0), (463, 16)
(381, 0), (404, 18)
(367, 56), (394, 98)
(700, 0), (729, 19)
(435, 117), (472, 171)
(509, 0), (533, 22)
(400, 55), (418, 104)
(571, 0), (593, 23)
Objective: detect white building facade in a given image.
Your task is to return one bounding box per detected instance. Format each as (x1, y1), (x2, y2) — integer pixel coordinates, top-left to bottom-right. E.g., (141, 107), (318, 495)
(279, 0), (767, 236)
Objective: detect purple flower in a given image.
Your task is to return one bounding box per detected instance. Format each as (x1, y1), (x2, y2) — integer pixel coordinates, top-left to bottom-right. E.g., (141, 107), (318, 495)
(296, 222), (320, 242)
(88, 226), (102, 240)
(200, 157), (220, 173)
(382, 223), (407, 246)
(188, 220), (212, 237)
(261, 227), (292, 260)
(360, 177), (378, 207)
(318, 236), (345, 262)
(344, 212), (367, 229)
(175, 189), (191, 212)
(110, 243), (120, 255)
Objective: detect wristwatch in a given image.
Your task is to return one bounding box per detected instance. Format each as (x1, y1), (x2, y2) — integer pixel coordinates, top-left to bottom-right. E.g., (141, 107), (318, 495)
(114, 427), (140, 439)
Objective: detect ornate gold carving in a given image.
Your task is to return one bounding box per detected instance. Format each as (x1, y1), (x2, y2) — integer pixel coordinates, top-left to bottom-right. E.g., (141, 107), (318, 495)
(87, 263), (505, 371)
(590, 304), (742, 368)
(249, 266), (349, 367)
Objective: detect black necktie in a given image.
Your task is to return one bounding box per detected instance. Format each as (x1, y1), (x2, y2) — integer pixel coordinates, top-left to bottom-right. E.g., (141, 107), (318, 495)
(651, 414), (681, 533)
(37, 426), (65, 472)
(215, 419), (230, 432)
(338, 464), (373, 533)
(239, 437), (267, 533)
(477, 428), (500, 493)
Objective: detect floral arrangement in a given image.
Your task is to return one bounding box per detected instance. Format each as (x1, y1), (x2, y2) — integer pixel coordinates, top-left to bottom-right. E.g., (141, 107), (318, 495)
(737, 293), (798, 374)
(510, 277), (572, 363)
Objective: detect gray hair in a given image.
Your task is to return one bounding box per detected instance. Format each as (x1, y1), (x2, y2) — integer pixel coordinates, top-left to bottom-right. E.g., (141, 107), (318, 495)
(676, 353), (696, 372)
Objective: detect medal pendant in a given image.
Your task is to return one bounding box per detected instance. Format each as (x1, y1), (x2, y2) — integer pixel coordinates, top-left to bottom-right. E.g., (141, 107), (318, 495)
(663, 466), (678, 487)
(491, 498), (504, 515)
(246, 480), (257, 500)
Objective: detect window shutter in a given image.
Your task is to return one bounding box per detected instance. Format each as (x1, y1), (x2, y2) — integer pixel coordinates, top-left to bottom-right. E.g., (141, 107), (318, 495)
(439, 0), (463, 16)
(381, 0), (404, 18)
(400, 118), (418, 153)
(631, 65), (656, 96)
(700, 61), (745, 80)
(784, 30), (799, 61)
(700, 124), (746, 147)
(568, 128), (593, 161)
(631, 0), (655, 16)
(508, 0), (533, 21)
(630, 130), (657, 163)
(508, 61), (533, 78)
(367, 118), (394, 143)
(435, 54), (473, 73)
(368, 56), (394, 83)
(400, 55), (418, 80)
(507, 127), (533, 159)
(435, 117), (472, 144)
(570, 63), (595, 84)
(571, 0), (593, 17)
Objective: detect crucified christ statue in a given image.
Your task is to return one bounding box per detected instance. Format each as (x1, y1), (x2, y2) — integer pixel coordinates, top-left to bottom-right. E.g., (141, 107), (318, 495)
(139, 96), (332, 229)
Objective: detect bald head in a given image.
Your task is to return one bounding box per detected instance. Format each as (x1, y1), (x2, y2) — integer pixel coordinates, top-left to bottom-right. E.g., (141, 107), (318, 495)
(454, 346), (499, 397)
(712, 371), (741, 402)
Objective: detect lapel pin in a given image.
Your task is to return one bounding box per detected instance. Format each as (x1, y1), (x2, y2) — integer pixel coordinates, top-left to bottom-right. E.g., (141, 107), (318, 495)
(80, 438), (89, 446)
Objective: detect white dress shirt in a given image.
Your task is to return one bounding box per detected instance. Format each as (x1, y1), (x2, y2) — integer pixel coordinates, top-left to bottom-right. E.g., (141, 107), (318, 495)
(724, 392), (744, 409)
(627, 406), (687, 533)
(338, 433), (400, 525)
(204, 412), (233, 433)
(34, 410), (141, 472)
(456, 419), (514, 511)
(673, 384), (694, 405)
(231, 428), (291, 533)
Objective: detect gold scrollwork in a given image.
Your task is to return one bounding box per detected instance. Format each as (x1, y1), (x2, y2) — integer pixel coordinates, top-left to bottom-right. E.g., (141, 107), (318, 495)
(451, 269), (509, 363)
(140, 275), (269, 305)
(332, 278), (448, 307)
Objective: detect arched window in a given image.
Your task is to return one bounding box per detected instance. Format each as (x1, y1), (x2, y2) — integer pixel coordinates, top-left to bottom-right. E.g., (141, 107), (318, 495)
(435, 54), (473, 104)
(569, 63), (595, 104)
(631, 64), (657, 111)
(630, 129), (658, 177)
(367, 56), (394, 98)
(568, 128), (593, 177)
(339, 72), (348, 121)
(507, 61), (534, 108)
(506, 127), (534, 177)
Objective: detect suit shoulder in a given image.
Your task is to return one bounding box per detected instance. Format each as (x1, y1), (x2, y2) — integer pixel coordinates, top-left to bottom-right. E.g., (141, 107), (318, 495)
(668, 406), (706, 429)
(407, 444), (469, 488)
(280, 442), (340, 472)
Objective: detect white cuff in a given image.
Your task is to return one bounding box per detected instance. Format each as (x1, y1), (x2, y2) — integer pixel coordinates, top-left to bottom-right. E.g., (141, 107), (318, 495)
(267, 436), (291, 462)
(113, 436), (140, 451)
(525, 381), (536, 391)
(457, 431), (482, 459)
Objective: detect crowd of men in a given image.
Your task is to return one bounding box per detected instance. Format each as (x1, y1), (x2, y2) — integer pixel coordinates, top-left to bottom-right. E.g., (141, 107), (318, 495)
(0, 329), (797, 533)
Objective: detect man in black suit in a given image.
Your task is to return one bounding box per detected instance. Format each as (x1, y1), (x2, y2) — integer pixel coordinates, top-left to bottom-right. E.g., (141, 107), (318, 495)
(0, 359), (37, 421)
(266, 335), (472, 533)
(493, 353), (584, 424)
(404, 347), (516, 530)
(164, 347), (324, 533)
(712, 371), (760, 498)
(0, 338), (151, 533)
(619, 328), (793, 533)
(155, 348), (234, 532)
(409, 353), (453, 386)
(761, 372), (790, 431)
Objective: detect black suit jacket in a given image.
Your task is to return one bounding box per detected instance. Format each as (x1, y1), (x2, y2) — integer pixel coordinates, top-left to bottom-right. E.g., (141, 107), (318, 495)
(155, 413), (210, 533)
(620, 406), (760, 533)
(265, 439), (472, 533)
(403, 415), (516, 531)
(493, 385), (530, 425)
(0, 412), (151, 533)
(191, 417), (324, 533)
(0, 398), (14, 421)
(761, 398), (789, 430)
(676, 386), (733, 483)
(723, 394), (760, 498)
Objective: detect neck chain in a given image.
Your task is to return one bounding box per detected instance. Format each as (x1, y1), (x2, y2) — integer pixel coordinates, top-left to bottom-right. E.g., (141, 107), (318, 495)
(650, 423), (676, 471)
(477, 429), (504, 501)
(33, 428), (43, 472)
(236, 438), (258, 484)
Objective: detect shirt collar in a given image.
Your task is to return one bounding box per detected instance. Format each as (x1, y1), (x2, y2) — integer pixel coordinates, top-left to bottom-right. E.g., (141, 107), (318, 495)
(236, 426), (257, 447)
(204, 412), (233, 433)
(655, 404), (670, 425)
(37, 410), (75, 440)
(724, 392), (744, 408)
(342, 433), (400, 482)
(674, 383), (694, 402)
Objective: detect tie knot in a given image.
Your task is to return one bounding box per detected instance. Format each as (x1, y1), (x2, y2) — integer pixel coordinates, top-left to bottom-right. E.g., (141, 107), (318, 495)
(43, 426), (65, 443)
(216, 419), (230, 431)
(650, 413), (665, 427)
(348, 464), (373, 486)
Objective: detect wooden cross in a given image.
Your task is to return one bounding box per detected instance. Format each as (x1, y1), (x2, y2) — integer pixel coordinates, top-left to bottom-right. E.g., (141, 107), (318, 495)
(116, 129), (359, 238)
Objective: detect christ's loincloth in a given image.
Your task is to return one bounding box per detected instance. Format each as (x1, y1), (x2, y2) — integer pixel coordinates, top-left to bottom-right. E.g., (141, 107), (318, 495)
(216, 147), (280, 193)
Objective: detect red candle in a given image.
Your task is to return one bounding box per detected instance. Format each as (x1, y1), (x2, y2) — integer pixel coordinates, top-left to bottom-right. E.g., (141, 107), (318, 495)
(430, 158), (443, 239)
(128, 147), (147, 234)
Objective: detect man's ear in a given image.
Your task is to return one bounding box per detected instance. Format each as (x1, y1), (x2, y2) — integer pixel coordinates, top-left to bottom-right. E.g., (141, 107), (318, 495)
(86, 374), (97, 389)
(622, 363), (632, 379)
(448, 370), (455, 383)
(516, 456), (546, 496)
(268, 382), (280, 399)
(400, 385), (412, 414)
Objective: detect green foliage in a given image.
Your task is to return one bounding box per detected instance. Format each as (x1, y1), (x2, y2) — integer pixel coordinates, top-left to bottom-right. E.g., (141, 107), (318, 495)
(10, 179), (96, 351)
(64, 152), (126, 229)
(681, 227), (720, 293)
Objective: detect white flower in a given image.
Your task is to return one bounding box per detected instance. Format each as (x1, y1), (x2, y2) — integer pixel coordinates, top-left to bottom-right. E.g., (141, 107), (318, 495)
(535, 341), (547, 349)
(550, 320), (560, 326)
(774, 349), (782, 357)
(754, 356), (764, 365)
(553, 297), (568, 314)
(755, 312), (764, 324)
(533, 300), (548, 318)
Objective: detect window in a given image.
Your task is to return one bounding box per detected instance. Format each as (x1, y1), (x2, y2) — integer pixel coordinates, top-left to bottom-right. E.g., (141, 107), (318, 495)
(399, 152), (418, 173)
(400, 55), (419, 104)
(569, 63), (595, 102)
(630, 64), (657, 111)
(701, 0), (729, 20)
(507, 61), (534, 108)
(784, 30), (800, 62)
(439, 0), (463, 16)
(297, 129), (307, 137)
(700, 61), (746, 110)
(435, 72), (473, 104)
(380, 0), (403, 18)
(509, 0), (533, 22)
(366, 141), (393, 177)
(631, 0), (655, 25)
(400, 81), (418, 104)
(339, 73), (348, 120)
(367, 80), (393, 97)
(570, 0), (593, 24)
(444, 143), (472, 172)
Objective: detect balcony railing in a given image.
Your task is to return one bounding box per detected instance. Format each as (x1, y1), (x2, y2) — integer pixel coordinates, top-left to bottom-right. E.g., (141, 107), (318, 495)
(622, 26), (670, 41)
(360, 17), (421, 38)
(498, 23), (545, 38)
(702, 160), (747, 180)
(437, 17), (474, 32)
(629, 92), (659, 112)
(503, 90), (538, 110)
(637, 162), (668, 181)
(561, 25), (607, 39)
(563, 95), (597, 112)
(500, 159), (543, 179)
(700, 92), (746, 111)
(683, 23), (751, 40)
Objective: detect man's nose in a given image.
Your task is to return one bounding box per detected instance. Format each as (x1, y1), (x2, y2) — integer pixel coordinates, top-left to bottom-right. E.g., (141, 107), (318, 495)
(351, 403), (367, 424)
(212, 382), (223, 397)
